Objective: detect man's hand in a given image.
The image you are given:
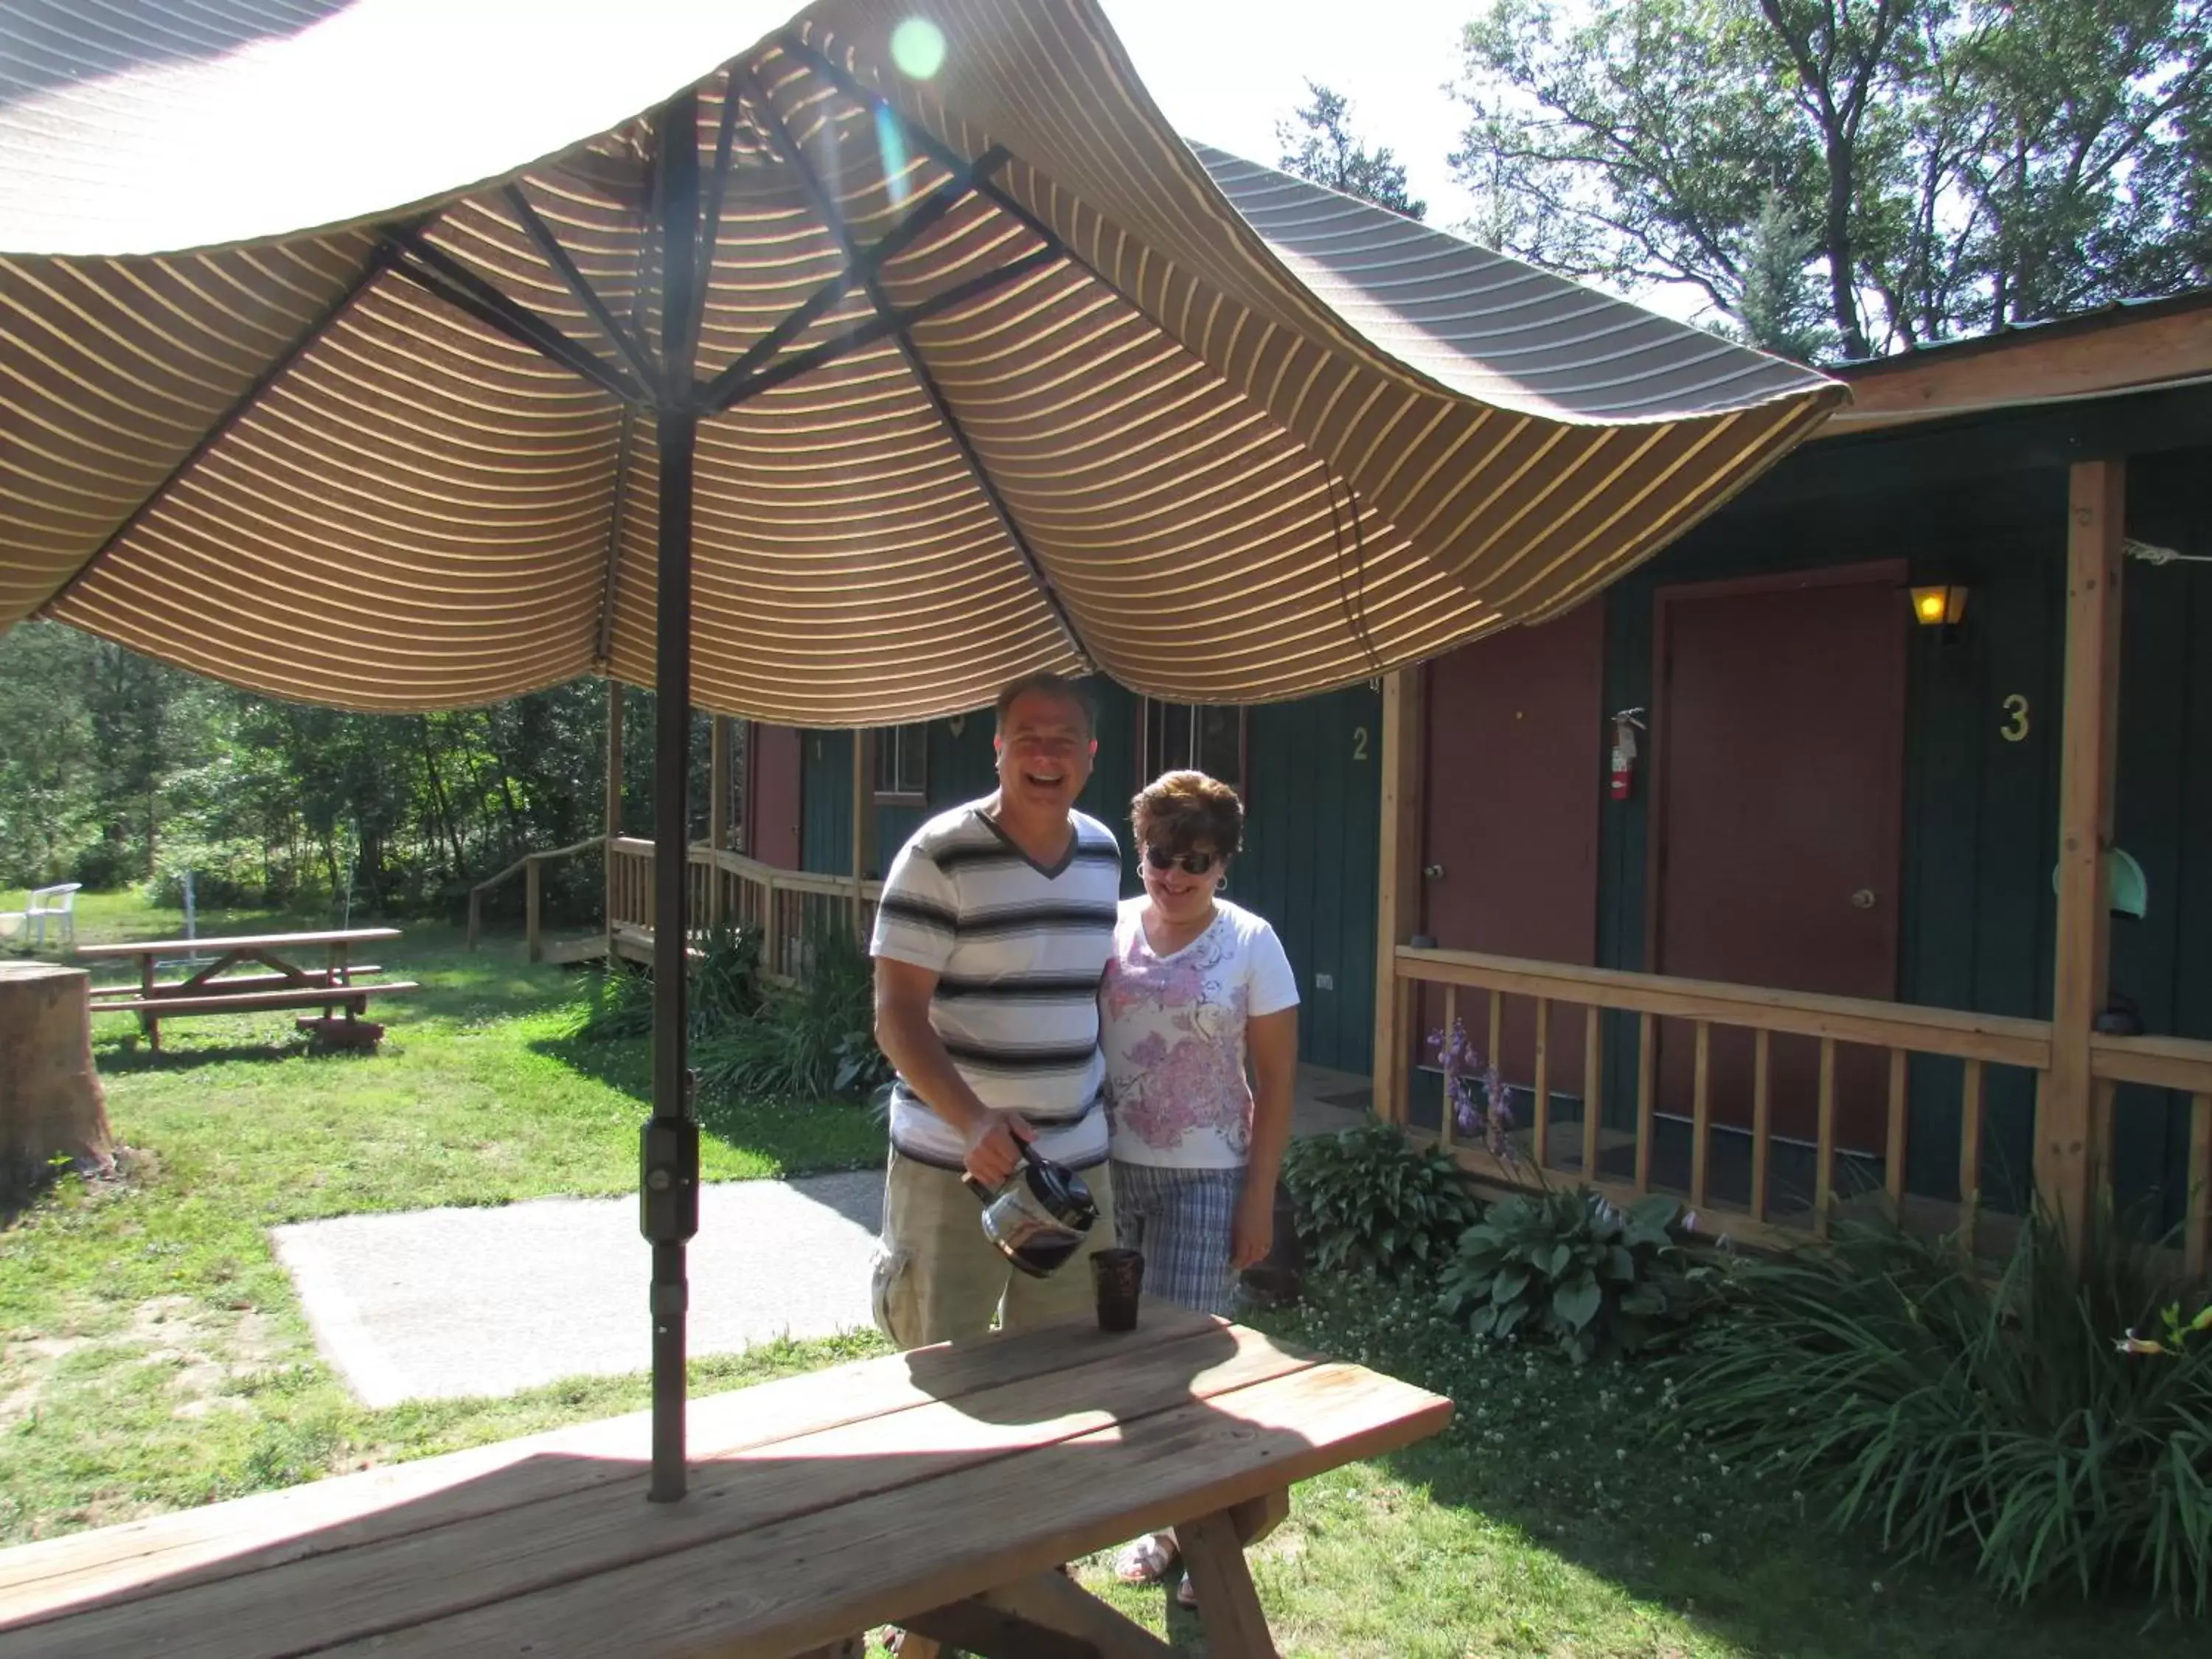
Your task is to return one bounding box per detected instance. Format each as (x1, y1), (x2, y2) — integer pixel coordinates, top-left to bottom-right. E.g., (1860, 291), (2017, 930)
(961, 1108), (1036, 1189)
(1230, 1181), (1276, 1270)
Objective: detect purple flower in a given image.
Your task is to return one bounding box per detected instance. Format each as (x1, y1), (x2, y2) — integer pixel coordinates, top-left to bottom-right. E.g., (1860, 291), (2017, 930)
(1435, 1015), (1515, 1169)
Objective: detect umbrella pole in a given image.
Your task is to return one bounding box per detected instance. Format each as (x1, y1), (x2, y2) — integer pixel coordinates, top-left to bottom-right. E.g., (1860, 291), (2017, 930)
(641, 88), (704, 1506)
(642, 408), (700, 1503)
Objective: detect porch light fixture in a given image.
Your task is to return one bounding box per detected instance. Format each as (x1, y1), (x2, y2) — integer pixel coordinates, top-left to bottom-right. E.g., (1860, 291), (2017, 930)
(1910, 583), (1969, 628)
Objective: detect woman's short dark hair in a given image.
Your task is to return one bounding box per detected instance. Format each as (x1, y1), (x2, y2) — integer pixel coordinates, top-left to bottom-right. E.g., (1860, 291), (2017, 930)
(1132, 770), (1244, 858)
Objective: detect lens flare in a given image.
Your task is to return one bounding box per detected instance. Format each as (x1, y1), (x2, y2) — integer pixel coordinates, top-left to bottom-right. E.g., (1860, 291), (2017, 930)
(889, 18), (947, 80)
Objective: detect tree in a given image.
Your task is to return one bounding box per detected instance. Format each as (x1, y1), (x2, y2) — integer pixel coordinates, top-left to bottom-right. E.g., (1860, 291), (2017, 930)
(1277, 81), (1429, 219)
(1453, 0), (2211, 358)
(1736, 188), (1832, 359)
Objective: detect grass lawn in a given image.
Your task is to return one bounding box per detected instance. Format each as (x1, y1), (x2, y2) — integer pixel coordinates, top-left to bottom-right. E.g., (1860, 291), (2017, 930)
(1, 897), (2182, 1655)
(1, 895), (886, 1543)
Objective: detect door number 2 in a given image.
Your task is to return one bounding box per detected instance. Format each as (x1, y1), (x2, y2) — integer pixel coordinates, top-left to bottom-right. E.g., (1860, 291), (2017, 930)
(1352, 726), (1370, 760)
(2000, 695), (2030, 743)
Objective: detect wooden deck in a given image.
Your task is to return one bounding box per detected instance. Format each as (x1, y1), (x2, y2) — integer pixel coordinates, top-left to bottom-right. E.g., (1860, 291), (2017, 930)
(0, 1310), (1450, 1658)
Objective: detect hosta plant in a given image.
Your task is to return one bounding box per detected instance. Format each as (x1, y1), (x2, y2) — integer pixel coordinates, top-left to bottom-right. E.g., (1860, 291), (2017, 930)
(1279, 1120), (1482, 1280)
(1438, 1186), (1718, 1363)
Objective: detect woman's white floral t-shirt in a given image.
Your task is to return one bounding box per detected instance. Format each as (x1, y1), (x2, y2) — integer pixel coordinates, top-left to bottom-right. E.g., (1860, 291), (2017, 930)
(1099, 897), (1299, 1169)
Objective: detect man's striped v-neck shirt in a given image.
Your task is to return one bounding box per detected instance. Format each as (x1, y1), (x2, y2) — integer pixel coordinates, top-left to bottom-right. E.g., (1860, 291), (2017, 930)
(870, 800), (1122, 1170)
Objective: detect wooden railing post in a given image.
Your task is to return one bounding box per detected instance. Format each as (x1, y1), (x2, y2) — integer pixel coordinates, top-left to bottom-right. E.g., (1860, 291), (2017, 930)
(2043, 458), (2125, 1266)
(605, 679), (624, 958)
(852, 730), (875, 944)
(524, 855), (543, 964)
(1371, 669), (1424, 1124)
(708, 716), (731, 931)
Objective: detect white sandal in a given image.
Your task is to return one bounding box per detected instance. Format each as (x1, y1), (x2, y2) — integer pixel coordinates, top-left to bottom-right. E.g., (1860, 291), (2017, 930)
(1114, 1533), (1179, 1585)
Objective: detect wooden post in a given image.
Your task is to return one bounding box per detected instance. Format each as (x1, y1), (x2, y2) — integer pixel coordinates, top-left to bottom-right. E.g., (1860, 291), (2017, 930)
(707, 715), (731, 929)
(604, 679), (624, 957)
(852, 729), (876, 943)
(0, 963), (112, 1195)
(2042, 459), (2125, 1265)
(1371, 669), (1425, 1123)
(524, 855), (543, 964)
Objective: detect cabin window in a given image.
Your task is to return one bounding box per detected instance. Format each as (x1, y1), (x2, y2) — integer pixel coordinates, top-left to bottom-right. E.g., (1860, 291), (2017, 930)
(872, 724), (928, 804)
(1138, 700), (1248, 799)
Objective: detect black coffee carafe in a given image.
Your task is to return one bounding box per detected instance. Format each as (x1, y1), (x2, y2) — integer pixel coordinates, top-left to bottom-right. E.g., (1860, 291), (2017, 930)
(963, 1140), (1099, 1278)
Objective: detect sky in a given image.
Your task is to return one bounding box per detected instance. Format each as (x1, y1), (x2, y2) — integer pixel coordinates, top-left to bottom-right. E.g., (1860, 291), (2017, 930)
(1099, 0), (1481, 226)
(1094, 0), (1711, 324)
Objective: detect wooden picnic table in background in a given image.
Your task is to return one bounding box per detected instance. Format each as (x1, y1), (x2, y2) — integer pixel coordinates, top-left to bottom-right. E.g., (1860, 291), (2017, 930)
(0, 1308), (1451, 1658)
(74, 928), (412, 1051)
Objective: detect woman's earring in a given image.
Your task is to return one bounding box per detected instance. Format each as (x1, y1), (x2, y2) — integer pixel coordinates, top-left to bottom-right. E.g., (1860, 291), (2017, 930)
(1214, 874), (1228, 892)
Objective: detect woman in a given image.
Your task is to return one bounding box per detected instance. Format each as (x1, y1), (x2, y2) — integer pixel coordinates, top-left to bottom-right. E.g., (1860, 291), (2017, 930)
(1099, 768), (1299, 1599)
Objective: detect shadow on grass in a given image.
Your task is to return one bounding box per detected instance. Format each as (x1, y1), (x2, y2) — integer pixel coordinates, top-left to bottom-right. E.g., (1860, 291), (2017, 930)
(529, 1029), (886, 1178)
(1281, 1326), (2163, 1659)
(92, 1038), (321, 1074)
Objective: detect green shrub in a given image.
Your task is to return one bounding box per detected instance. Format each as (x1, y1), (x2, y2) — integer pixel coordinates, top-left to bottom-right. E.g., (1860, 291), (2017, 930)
(1672, 1207), (2212, 1613)
(576, 924), (762, 1044)
(1438, 1186), (1717, 1363)
(693, 927), (887, 1101)
(1279, 1121), (1482, 1279)
(576, 961), (653, 1041)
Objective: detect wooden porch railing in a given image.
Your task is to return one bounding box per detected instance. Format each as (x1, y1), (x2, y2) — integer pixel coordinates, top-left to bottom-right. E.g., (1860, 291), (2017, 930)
(466, 835), (883, 981)
(465, 837), (606, 961)
(1384, 945), (2212, 1273)
(605, 837), (883, 981)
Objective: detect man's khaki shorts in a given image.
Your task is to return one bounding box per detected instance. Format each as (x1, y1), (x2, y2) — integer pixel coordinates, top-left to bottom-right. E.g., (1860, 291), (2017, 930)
(871, 1147), (1117, 1349)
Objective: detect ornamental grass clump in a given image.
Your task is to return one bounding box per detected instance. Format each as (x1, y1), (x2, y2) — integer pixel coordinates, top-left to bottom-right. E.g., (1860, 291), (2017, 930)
(1673, 1206), (2212, 1613)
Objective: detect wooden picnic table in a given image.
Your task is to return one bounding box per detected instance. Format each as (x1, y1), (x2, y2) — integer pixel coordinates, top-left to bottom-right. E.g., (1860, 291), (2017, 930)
(0, 1309), (1450, 1658)
(74, 927), (411, 1050)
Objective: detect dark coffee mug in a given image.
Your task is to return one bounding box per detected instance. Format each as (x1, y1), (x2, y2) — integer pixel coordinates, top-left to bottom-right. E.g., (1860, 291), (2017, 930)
(1091, 1247), (1144, 1332)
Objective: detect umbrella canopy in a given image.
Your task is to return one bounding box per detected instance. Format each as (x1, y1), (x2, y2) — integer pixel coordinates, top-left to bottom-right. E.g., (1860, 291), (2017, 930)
(1, 0), (1843, 724)
(1, 0), (1845, 1502)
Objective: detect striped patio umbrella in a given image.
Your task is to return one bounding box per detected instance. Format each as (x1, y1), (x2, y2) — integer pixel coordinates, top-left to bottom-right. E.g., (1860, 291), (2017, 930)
(0, 0), (1845, 1498)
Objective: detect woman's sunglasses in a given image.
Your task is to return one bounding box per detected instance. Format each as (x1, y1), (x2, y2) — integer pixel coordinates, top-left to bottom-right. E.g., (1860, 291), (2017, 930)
(1144, 844), (1219, 876)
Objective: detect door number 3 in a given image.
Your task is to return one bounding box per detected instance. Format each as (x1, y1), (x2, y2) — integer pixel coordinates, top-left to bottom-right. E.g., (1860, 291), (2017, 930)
(2000, 695), (2031, 742)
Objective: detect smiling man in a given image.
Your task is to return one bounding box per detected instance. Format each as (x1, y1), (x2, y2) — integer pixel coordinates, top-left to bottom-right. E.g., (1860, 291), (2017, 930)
(866, 672), (1124, 1346)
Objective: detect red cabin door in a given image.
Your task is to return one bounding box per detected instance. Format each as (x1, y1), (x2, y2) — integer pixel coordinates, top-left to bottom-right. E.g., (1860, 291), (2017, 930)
(1652, 566), (1907, 1152)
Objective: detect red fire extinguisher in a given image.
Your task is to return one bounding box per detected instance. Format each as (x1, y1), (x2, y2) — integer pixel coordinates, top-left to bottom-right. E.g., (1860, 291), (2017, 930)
(1610, 708), (1645, 801)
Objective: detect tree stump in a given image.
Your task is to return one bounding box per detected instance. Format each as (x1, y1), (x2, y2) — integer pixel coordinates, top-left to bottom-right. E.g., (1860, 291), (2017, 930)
(0, 961), (113, 1197)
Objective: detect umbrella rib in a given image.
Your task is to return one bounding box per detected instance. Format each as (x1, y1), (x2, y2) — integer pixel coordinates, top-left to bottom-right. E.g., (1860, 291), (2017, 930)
(386, 229), (641, 403)
(695, 67), (742, 325)
(693, 142), (1012, 412)
(779, 35), (1084, 282)
(36, 240), (402, 619)
(749, 72), (1098, 674)
(594, 403), (639, 669)
(501, 184), (659, 393)
(700, 246), (1060, 414)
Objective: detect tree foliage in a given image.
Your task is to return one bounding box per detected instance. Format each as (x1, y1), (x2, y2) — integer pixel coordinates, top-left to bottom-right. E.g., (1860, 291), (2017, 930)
(0, 622), (728, 919)
(1277, 80), (1430, 218)
(1453, 0), (2211, 360)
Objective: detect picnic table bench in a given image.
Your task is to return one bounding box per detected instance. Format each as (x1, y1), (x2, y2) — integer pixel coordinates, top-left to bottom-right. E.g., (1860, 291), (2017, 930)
(75, 928), (413, 1051)
(0, 1308), (1450, 1658)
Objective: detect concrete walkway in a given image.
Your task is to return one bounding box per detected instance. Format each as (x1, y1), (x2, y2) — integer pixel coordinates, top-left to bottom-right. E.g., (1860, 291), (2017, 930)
(274, 1068), (1373, 1408)
(273, 1172), (883, 1407)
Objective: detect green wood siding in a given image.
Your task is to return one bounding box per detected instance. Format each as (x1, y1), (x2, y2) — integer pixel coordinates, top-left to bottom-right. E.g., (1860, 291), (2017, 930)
(799, 729), (851, 877)
(1234, 685), (1383, 1073)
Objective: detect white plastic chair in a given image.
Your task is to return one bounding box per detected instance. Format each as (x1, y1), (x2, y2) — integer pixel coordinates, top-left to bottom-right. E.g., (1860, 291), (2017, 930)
(26, 882), (81, 950)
